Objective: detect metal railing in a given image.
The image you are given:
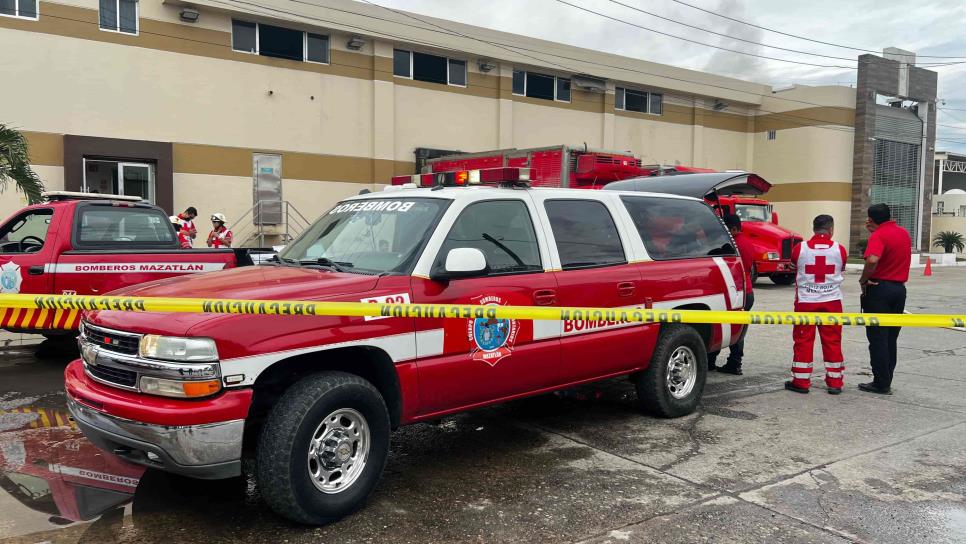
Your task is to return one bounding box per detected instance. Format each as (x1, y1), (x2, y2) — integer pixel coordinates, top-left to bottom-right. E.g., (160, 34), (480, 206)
(232, 200), (313, 248)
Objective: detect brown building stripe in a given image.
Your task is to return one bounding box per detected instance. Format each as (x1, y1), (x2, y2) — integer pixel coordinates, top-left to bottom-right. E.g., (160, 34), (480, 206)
(765, 182), (853, 202)
(23, 131), (64, 166)
(755, 107), (855, 132)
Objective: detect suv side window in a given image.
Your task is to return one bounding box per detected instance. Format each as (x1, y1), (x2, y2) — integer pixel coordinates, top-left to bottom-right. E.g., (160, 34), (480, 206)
(0, 209), (53, 254)
(544, 199), (626, 269)
(621, 196), (736, 260)
(437, 200), (542, 275)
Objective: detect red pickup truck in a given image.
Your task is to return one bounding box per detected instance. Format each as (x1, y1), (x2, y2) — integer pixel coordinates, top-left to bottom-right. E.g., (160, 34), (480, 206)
(67, 168), (747, 524)
(0, 192), (248, 335)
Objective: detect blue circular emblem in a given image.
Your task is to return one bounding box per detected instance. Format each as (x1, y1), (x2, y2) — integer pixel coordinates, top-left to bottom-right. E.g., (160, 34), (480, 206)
(473, 318), (511, 351)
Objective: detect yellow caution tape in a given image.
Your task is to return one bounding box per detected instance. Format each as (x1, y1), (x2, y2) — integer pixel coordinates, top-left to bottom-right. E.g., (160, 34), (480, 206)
(0, 293), (961, 329)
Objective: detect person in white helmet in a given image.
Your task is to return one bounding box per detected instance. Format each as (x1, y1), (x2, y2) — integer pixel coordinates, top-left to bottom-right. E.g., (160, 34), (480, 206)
(170, 216), (192, 249)
(206, 213), (233, 248)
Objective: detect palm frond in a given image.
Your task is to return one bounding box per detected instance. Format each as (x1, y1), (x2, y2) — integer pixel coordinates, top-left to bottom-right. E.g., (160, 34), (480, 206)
(0, 123), (46, 204)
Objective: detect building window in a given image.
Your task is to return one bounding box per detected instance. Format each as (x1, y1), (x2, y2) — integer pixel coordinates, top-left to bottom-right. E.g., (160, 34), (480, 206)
(306, 33), (329, 64)
(0, 0), (37, 19)
(615, 87), (663, 115)
(767, 130), (777, 140)
(99, 0), (137, 35)
(393, 49), (467, 86)
(512, 70), (571, 102)
(83, 159), (156, 203)
(231, 19), (329, 64)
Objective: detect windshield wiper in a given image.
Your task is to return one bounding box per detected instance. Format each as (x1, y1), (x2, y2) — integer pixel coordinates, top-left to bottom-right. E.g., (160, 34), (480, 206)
(482, 233), (526, 268)
(299, 257), (353, 272)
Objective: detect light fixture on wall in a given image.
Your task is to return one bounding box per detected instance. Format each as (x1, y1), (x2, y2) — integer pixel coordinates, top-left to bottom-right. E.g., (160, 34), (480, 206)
(712, 100), (728, 111)
(347, 36), (365, 50)
(478, 60), (495, 73)
(179, 8), (200, 23)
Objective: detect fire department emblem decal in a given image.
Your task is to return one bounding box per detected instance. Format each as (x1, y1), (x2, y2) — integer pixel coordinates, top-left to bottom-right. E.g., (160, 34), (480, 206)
(468, 295), (519, 366)
(0, 262), (22, 294)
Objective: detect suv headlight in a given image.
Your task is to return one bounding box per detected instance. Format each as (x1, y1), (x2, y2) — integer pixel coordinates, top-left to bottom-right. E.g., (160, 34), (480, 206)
(763, 252), (780, 261)
(139, 335), (219, 362)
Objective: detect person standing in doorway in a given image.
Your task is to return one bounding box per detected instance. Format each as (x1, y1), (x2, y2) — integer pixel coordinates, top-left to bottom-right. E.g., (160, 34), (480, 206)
(207, 213), (233, 248)
(785, 215), (847, 395)
(178, 207), (198, 246)
(710, 214), (755, 375)
(859, 203), (911, 395)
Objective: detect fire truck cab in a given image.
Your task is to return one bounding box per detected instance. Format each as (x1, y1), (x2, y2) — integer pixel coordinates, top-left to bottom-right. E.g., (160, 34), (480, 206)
(69, 167), (747, 525)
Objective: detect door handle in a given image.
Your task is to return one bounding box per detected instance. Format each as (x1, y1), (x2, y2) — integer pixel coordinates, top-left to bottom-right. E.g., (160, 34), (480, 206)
(533, 289), (556, 306)
(617, 281), (636, 297)
(28, 265), (45, 276)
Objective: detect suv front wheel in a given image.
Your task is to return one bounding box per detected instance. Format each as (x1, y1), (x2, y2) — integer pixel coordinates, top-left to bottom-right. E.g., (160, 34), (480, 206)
(634, 325), (708, 418)
(256, 371), (390, 525)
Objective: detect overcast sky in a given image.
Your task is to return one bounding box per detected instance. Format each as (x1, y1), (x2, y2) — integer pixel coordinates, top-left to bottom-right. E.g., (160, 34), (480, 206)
(367, 0), (966, 154)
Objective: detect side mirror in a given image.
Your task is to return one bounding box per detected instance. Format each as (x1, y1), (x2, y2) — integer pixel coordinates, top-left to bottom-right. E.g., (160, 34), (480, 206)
(432, 248), (489, 281)
(772, 211), (779, 225)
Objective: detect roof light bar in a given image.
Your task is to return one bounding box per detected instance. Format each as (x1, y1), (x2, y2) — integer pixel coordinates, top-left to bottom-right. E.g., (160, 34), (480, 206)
(389, 167), (530, 188)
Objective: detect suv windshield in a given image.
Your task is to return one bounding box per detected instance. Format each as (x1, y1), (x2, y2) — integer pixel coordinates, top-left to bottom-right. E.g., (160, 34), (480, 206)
(278, 197), (448, 274)
(735, 203), (772, 222)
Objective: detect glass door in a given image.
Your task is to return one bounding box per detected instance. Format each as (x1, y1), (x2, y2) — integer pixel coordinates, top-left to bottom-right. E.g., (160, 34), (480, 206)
(82, 159), (155, 203)
(118, 162), (155, 202)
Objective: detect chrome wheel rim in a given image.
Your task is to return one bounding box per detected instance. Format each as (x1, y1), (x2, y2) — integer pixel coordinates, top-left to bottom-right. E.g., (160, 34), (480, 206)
(307, 408), (370, 494)
(666, 346), (697, 399)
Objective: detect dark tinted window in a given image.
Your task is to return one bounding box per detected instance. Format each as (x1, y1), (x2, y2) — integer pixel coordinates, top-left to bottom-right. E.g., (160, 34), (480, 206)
(526, 72), (555, 100)
(232, 20), (257, 53)
(259, 23), (303, 61)
(545, 200), (625, 269)
(448, 58), (466, 86)
(615, 87), (625, 109)
(649, 92), (663, 114)
(556, 78), (571, 102)
(307, 33), (329, 63)
(413, 52), (447, 84)
(76, 206), (177, 247)
(19, 0), (36, 17)
(393, 49), (411, 77)
(512, 69), (525, 94)
(621, 196), (735, 260)
(439, 200), (541, 275)
(625, 88), (648, 113)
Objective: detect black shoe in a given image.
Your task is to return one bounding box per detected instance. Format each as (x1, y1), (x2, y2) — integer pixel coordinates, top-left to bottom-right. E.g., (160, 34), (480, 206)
(827, 387), (842, 395)
(717, 365), (743, 375)
(858, 382), (892, 395)
(708, 362), (718, 372)
(784, 381), (809, 394)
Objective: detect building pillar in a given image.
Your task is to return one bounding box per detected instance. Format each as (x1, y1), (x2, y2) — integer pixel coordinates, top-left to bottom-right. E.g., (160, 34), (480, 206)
(938, 159), (945, 195)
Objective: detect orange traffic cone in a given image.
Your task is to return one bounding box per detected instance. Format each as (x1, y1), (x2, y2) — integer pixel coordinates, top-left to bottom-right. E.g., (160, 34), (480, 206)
(924, 258), (932, 277)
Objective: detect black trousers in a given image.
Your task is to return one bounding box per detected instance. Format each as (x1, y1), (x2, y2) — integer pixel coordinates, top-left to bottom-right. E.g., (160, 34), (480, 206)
(710, 292), (754, 367)
(861, 281), (906, 389)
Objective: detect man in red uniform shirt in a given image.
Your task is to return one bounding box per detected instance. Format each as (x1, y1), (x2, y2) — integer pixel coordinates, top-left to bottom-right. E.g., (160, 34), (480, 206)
(785, 215), (847, 395)
(858, 203), (911, 394)
(709, 215), (755, 375)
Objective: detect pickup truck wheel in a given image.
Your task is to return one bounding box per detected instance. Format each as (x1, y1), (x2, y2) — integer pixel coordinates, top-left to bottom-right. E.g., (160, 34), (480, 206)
(256, 372), (390, 525)
(634, 325), (707, 418)
(770, 273), (795, 286)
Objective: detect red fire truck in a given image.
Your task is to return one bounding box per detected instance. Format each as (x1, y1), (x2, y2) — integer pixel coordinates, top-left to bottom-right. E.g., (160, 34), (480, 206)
(411, 146), (802, 284)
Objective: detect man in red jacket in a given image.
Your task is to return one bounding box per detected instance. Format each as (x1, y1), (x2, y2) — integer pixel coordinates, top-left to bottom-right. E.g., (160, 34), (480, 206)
(709, 214), (755, 375)
(785, 215), (847, 395)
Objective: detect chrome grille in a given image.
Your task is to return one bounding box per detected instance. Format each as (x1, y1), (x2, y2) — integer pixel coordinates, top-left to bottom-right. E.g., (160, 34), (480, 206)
(87, 364), (138, 388)
(83, 323), (141, 356)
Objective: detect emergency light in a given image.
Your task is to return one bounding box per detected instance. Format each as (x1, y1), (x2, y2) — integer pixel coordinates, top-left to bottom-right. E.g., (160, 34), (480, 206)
(391, 167), (531, 187)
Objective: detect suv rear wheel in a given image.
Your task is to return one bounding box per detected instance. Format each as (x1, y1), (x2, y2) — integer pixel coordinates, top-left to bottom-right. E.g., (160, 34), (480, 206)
(256, 371), (390, 525)
(634, 325), (707, 418)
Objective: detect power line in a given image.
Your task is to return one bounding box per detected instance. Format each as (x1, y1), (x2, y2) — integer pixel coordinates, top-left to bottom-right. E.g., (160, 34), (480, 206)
(667, 0), (966, 59)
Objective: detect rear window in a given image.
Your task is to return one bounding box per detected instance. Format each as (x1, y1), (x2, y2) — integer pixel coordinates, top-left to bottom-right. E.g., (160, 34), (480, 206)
(75, 205), (177, 248)
(544, 200), (626, 269)
(621, 196), (735, 260)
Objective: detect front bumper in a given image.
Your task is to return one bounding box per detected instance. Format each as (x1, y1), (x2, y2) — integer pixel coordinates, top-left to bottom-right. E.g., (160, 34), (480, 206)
(755, 260), (794, 275)
(67, 395), (244, 480)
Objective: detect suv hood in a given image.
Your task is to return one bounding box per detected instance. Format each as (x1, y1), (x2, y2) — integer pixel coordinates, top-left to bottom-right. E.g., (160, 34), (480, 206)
(743, 220), (798, 240)
(88, 265), (380, 334)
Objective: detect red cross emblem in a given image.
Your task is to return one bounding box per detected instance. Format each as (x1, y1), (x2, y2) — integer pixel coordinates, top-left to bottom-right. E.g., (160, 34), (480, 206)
(805, 255), (836, 283)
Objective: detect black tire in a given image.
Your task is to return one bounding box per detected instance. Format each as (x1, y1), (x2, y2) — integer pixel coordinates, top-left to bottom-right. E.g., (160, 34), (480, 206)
(750, 264), (758, 285)
(634, 325), (708, 418)
(256, 372), (390, 525)
(770, 273), (795, 286)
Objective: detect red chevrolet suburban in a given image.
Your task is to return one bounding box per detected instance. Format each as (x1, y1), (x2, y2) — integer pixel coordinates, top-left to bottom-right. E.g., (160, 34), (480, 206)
(66, 168), (747, 524)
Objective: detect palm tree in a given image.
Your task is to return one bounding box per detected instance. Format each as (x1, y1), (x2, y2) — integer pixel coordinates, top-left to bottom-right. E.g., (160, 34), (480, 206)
(932, 231), (966, 254)
(0, 124), (45, 204)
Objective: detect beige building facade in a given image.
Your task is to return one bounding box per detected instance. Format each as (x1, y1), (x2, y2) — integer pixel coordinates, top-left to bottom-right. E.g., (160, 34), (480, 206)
(1, 0), (857, 247)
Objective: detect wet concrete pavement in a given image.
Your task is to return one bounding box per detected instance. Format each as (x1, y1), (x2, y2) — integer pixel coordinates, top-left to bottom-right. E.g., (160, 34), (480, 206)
(0, 268), (964, 543)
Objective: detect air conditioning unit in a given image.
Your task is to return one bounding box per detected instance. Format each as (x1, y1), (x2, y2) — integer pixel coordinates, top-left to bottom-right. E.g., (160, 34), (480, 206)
(572, 74), (607, 94)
